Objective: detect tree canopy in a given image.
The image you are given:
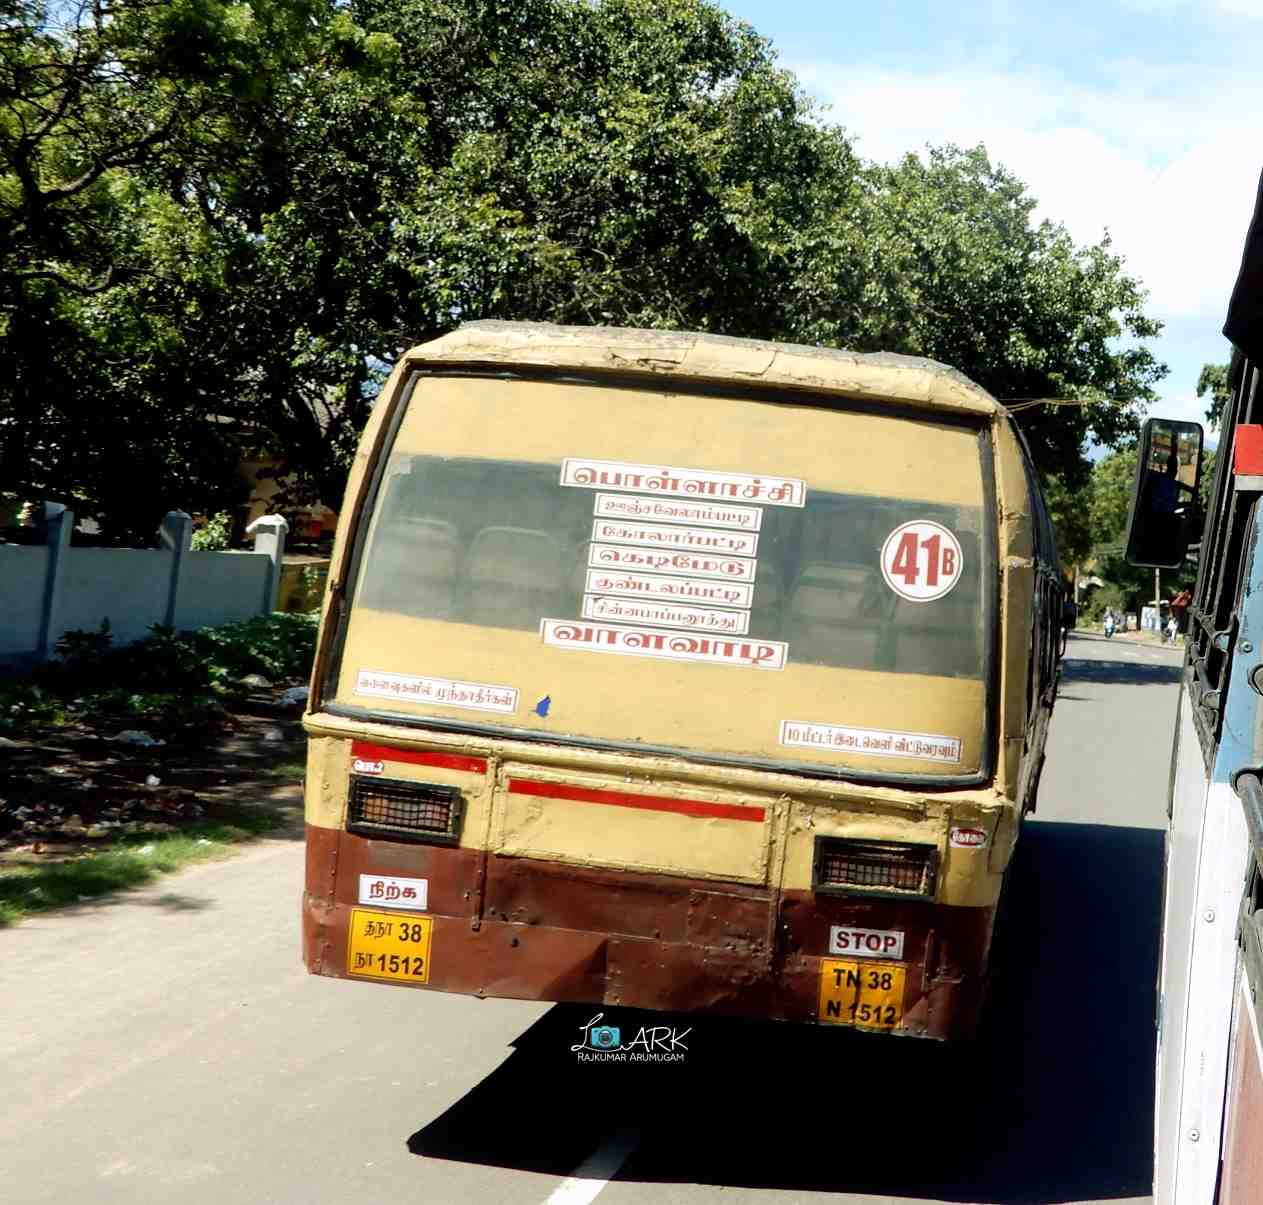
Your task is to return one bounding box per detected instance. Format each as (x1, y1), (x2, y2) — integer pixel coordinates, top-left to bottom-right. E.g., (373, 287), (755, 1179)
(1197, 362), (1232, 427)
(1, 0), (1168, 540)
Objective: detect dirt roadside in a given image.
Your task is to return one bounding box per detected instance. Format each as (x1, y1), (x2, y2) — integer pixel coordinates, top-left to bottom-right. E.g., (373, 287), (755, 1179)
(0, 688), (306, 866)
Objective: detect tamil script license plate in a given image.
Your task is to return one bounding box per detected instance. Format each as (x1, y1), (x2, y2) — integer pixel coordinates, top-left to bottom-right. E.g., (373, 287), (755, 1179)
(346, 908), (432, 983)
(818, 958), (905, 1029)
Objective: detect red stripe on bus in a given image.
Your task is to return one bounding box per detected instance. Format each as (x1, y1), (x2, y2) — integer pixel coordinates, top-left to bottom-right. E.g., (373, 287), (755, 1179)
(506, 777), (764, 823)
(351, 741), (487, 775)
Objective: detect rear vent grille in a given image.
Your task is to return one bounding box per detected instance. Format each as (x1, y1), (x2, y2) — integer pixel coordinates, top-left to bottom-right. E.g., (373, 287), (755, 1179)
(813, 837), (938, 899)
(347, 775), (463, 845)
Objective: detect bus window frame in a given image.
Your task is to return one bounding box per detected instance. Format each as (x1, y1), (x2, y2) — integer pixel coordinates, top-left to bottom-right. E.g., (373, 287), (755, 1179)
(317, 363), (1002, 790)
(1185, 354), (1261, 770)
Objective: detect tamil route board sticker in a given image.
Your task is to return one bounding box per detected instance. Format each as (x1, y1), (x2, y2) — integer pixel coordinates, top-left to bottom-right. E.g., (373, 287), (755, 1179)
(347, 908), (432, 984)
(880, 520), (963, 602)
(818, 959), (906, 1030)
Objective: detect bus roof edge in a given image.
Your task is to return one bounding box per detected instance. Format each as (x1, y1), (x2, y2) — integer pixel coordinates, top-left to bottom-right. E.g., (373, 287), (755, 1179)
(402, 321), (1004, 419)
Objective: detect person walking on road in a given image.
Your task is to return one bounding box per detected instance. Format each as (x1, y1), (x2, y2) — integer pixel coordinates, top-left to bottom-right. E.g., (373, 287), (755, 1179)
(1171, 588), (1192, 634)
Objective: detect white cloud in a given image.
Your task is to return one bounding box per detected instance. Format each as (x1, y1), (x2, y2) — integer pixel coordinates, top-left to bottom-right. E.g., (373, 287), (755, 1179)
(795, 63), (1259, 322)
(1145, 388), (1207, 426)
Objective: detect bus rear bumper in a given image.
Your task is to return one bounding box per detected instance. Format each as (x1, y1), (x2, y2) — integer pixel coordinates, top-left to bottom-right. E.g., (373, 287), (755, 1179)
(303, 825), (992, 1041)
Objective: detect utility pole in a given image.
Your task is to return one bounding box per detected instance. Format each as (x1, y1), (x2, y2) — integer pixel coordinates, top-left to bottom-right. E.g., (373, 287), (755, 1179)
(1155, 566), (1162, 631)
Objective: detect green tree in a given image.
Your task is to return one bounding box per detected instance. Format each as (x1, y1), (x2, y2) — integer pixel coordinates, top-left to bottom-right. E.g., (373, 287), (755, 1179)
(787, 145), (1165, 486)
(0, 0), (328, 539)
(1041, 473), (1093, 567)
(1, 2), (1170, 537)
(7, 0), (837, 523)
(1197, 362), (1231, 427)
(1089, 446), (1138, 553)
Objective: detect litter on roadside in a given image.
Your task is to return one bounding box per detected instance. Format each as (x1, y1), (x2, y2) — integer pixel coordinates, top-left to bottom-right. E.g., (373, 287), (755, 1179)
(110, 730), (166, 747)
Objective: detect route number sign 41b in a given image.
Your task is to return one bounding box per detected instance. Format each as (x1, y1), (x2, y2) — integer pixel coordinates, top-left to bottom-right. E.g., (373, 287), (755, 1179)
(880, 520), (964, 602)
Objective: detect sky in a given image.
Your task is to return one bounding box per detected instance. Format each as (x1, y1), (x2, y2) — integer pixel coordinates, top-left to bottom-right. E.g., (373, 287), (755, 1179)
(722, 0), (1263, 432)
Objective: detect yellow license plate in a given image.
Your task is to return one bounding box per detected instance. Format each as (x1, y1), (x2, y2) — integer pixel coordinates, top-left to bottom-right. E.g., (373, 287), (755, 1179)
(346, 909), (432, 983)
(818, 959), (905, 1029)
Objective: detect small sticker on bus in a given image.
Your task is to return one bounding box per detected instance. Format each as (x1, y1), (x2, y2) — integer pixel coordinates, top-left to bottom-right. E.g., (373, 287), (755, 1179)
(880, 520), (964, 602)
(358, 874), (429, 910)
(591, 518), (759, 557)
(583, 569), (756, 609)
(582, 593), (750, 635)
(829, 925), (906, 960)
(949, 826), (988, 848)
(355, 670), (518, 714)
(593, 493), (763, 530)
(588, 543), (758, 581)
(780, 720), (962, 764)
(542, 619), (787, 669)
(352, 758), (385, 775)
(561, 458), (806, 507)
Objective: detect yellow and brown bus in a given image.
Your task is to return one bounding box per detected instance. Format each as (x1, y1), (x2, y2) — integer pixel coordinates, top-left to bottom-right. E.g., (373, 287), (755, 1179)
(301, 322), (1064, 1041)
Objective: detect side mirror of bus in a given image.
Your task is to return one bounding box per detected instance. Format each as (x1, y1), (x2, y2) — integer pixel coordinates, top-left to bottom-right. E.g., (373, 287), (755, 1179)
(1125, 418), (1204, 568)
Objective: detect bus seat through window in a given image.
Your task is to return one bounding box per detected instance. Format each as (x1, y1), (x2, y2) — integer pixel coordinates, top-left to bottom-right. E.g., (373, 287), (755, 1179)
(466, 526), (569, 629)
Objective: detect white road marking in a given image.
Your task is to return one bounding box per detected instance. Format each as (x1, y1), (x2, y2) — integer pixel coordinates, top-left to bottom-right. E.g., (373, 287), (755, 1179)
(543, 1128), (640, 1205)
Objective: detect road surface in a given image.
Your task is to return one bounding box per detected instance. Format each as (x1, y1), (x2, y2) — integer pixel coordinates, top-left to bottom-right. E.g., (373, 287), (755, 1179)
(0, 633), (1182, 1205)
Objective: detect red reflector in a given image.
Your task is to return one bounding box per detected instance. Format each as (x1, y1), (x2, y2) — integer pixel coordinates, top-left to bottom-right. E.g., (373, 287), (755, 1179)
(350, 741), (486, 775)
(1235, 425), (1263, 476)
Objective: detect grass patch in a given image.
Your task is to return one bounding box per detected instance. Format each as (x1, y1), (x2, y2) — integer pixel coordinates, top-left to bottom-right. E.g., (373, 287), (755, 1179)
(269, 760), (306, 781)
(0, 611), (318, 740)
(0, 810), (281, 927)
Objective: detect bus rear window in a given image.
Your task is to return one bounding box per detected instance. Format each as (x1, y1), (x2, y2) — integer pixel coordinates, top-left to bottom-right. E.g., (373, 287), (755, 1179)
(334, 373), (994, 777)
(357, 455), (985, 679)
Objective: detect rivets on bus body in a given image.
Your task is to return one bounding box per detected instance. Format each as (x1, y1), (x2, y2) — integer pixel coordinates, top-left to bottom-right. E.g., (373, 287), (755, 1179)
(1241, 640), (1254, 653)
(1189, 1128), (1200, 1142)
(1204, 909), (1216, 923)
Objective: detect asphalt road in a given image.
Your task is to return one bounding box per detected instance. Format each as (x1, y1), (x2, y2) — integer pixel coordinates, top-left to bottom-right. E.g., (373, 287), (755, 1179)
(0, 633), (1183, 1205)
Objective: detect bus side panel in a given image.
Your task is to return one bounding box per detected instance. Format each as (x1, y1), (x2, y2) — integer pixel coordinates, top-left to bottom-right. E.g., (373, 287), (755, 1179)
(992, 418), (1036, 805)
(1154, 689), (1205, 1204)
(1164, 779), (1250, 1205)
(1220, 975), (1263, 1205)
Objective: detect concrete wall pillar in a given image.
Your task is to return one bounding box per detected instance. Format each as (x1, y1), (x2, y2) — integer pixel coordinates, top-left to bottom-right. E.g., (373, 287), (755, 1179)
(248, 515), (289, 613)
(36, 502), (72, 661)
(159, 511), (192, 629)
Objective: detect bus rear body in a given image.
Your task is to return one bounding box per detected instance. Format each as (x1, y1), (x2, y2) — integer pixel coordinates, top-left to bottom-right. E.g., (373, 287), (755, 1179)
(301, 323), (1062, 1042)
